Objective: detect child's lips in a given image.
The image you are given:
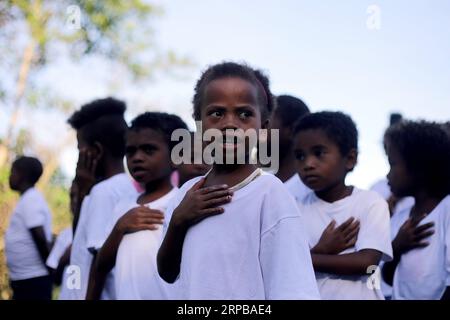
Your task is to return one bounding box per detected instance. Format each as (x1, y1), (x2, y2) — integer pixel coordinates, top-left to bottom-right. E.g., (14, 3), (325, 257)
(304, 175), (320, 184)
(131, 167), (147, 177)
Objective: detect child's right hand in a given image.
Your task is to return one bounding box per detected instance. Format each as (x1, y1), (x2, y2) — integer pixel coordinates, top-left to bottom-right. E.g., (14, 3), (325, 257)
(393, 214), (434, 255)
(74, 148), (98, 197)
(115, 206), (164, 234)
(171, 178), (233, 229)
(311, 218), (360, 255)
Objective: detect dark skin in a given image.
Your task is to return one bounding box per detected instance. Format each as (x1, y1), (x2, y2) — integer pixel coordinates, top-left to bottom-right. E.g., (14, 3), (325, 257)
(72, 147), (97, 234)
(381, 140), (448, 299)
(293, 129), (382, 275)
(9, 165), (51, 266)
(157, 76), (268, 283)
(86, 128), (174, 300)
(269, 113), (298, 182)
(72, 130), (125, 232)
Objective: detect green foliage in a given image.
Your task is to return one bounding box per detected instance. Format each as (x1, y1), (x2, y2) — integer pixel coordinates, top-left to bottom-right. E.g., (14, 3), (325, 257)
(0, 166), (71, 300)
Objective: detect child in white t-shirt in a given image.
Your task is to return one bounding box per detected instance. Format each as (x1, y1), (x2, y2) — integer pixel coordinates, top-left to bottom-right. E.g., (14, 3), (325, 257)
(268, 95), (311, 202)
(88, 112), (189, 300)
(65, 98), (136, 300)
(5, 156), (53, 300)
(382, 120), (450, 300)
(293, 111), (393, 300)
(157, 62), (320, 300)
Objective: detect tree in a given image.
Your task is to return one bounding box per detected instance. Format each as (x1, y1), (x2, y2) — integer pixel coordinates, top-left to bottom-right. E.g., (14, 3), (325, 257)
(0, 0), (191, 167)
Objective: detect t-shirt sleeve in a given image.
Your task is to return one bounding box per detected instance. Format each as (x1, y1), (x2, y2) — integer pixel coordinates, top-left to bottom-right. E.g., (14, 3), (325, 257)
(46, 229), (72, 269)
(21, 193), (48, 229)
(260, 217), (321, 300)
(444, 204), (450, 286)
(84, 189), (117, 252)
(259, 182), (320, 300)
(356, 196), (393, 261)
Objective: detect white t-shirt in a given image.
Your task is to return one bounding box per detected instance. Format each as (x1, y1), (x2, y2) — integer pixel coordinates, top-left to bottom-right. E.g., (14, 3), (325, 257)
(162, 172), (320, 300)
(5, 188), (52, 281)
(114, 188), (179, 300)
(370, 178), (414, 298)
(284, 173), (311, 203)
(46, 227), (72, 270)
(298, 188), (393, 300)
(66, 173), (136, 300)
(391, 196), (450, 300)
(46, 227), (73, 300)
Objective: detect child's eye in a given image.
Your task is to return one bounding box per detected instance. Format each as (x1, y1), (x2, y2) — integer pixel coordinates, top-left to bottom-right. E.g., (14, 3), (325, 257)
(314, 150), (324, 158)
(209, 110), (223, 118)
(142, 146), (156, 155)
(239, 111), (253, 119)
(295, 152), (305, 161)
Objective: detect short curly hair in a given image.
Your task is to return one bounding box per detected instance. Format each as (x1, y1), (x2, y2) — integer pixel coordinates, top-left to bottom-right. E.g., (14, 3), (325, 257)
(129, 112), (188, 151)
(385, 120), (450, 198)
(192, 62), (275, 121)
(12, 156), (43, 185)
(293, 111), (358, 156)
(67, 97), (128, 158)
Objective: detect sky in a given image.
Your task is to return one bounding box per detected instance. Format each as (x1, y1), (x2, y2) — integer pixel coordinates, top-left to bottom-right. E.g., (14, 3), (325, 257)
(1, 0), (450, 189)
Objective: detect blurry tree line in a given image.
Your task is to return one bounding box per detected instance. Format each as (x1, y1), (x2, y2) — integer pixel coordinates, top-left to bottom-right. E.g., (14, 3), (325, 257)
(0, 0), (191, 299)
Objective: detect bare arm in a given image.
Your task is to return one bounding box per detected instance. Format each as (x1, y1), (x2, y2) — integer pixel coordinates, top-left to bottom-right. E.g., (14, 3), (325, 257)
(30, 226), (51, 265)
(311, 249), (382, 276)
(157, 219), (189, 283)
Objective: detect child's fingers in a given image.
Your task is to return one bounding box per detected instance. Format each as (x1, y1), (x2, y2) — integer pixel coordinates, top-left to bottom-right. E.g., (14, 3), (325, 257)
(138, 224), (160, 231)
(414, 222), (434, 234)
(203, 195), (232, 208)
(139, 207), (164, 217)
(412, 241), (430, 249)
(91, 156), (98, 172)
(342, 221), (360, 237)
(191, 177), (207, 191)
(325, 220), (337, 231)
(199, 184), (229, 195)
(337, 217), (355, 231)
(85, 151), (92, 169)
(345, 236), (358, 248)
(414, 230), (434, 242)
(201, 189), (233, 201)
(142, 218), (164, 225)
(200, 207), (225, 218)
(344, 226), (359, 242)
(190, 207), (225, 225)
(200, 207), (225, 215)
(78, 149), (87, 168)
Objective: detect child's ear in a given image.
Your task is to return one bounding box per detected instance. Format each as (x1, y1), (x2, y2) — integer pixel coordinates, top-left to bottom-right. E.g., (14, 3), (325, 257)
(92, 142), (104, 160)
(345, 149), (358, 172)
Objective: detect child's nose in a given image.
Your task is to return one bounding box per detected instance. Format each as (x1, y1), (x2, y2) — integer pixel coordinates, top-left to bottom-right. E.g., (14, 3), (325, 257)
(220, 114), (239, 130)
(303, 156), (316, 170)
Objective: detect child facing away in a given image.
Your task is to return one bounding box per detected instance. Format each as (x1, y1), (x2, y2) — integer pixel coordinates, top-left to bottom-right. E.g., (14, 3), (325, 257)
(269, 94), (311, 202)
(293, 111), (393, 300)
(86, 112), (190, 300)
(157, 62), (320, 300)
(5, 156), (53, 300)
(66, 97), (137, 300)
(382, 120), (450, 300)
